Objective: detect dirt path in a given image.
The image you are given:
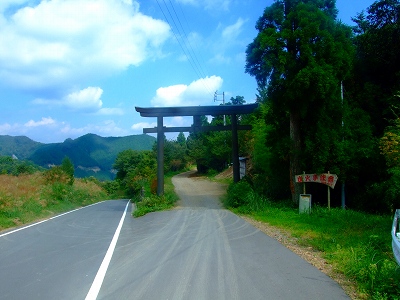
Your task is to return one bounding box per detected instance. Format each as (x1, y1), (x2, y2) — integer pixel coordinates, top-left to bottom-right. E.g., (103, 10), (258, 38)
(172, 171), (360, 299)
(172, 170), (227, 209)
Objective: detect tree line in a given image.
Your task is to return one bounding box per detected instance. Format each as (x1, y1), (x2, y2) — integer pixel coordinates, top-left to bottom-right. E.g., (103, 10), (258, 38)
(113, 0), (400, 214)
(244, 0), (400, 213)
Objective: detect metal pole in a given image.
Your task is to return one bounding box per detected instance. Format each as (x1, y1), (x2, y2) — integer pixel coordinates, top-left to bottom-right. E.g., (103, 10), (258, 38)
(157, 116), (164, 196)
(231, 114), (240, 183)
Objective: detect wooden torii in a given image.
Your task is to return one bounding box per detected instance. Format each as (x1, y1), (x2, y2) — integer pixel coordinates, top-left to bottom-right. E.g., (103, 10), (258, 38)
(135, 103), (258, 195)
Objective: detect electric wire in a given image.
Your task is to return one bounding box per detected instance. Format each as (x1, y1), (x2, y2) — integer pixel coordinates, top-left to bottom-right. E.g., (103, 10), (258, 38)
(175, 1), (212, 80)
(155, 0), (214, 97)
(169, 0), (211, 84)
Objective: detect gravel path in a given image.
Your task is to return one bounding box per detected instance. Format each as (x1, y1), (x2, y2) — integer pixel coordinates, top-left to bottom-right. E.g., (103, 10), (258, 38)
(170, 171), (353, 299)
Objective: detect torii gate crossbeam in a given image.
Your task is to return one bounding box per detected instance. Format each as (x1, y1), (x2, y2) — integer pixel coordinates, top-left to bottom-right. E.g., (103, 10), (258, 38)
(135, 103), (258, 195)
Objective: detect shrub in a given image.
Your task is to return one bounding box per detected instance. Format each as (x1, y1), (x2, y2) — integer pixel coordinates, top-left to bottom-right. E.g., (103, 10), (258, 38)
(150, 178), (157, 195)
(43, 166), (70, 185)
(102, 180), (120, 195)
(225, 180), (253, 208)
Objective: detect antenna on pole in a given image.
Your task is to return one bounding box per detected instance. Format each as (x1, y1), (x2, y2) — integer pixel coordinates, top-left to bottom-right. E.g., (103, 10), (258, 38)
(214, 90), (225, 125)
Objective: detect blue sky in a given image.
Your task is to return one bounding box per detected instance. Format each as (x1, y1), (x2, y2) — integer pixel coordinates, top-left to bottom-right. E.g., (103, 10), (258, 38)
(0, 0), (375, 143)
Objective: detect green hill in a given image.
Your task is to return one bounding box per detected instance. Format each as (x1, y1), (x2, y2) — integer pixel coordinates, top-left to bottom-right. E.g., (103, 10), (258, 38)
(0, 134), (156, 180)
(0, 135), (43, 159)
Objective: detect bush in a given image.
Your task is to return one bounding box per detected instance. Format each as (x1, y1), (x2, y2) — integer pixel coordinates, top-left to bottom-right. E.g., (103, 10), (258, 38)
(102, 180), (120, 196)
(50, 182), (72, 202)
(133, 194), (175, 217)
(43, 166), (71, 185)
(225, 180), (253, 208)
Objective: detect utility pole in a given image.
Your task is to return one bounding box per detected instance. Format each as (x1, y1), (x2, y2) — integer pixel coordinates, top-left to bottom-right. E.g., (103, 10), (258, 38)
(214, 90), (225, 125)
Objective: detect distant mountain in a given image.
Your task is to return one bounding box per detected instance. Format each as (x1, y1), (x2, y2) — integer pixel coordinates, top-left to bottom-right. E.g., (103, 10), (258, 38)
(0, 135), (43, 159)
(0, 134), (156, 180)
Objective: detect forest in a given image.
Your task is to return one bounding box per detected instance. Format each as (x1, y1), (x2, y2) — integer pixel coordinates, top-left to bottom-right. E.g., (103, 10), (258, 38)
(242, 0), (400, 214)
(165, 0), (400, 214)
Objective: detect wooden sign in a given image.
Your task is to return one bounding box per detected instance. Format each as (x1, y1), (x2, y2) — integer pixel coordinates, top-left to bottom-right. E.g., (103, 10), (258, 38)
(295, 173), (338, 189)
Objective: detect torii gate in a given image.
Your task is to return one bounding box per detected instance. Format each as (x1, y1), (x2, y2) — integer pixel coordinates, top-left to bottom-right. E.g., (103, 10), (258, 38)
(135, 103), (258, 195)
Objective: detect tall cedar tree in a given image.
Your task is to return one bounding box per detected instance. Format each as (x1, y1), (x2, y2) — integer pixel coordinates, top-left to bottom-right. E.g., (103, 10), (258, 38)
(245, 0), (353, 202)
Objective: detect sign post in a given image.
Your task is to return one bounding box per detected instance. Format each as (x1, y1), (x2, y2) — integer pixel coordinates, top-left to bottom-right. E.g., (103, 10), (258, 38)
(295, 172), (338, 211)
(299, 194), (312, 214)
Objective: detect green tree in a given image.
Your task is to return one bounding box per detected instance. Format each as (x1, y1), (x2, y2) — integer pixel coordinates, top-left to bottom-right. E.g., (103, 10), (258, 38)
(351, 0), (400, 136)
(343, 0), (400, 212)
(113, 150), (156, 196)
(177, 132), (186, 146)
(61, 156), (74, 185)
(245, 0), (353, 202)
(228, 96), (246, 105)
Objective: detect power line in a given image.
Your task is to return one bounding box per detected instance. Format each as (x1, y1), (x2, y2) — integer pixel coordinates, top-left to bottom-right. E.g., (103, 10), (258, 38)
(155, 0), (214, 97)
(169, 0), (211, 83)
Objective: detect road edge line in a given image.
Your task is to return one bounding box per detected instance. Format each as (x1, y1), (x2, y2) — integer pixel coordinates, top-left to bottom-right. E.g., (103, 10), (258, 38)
(85, 200), (129, 300)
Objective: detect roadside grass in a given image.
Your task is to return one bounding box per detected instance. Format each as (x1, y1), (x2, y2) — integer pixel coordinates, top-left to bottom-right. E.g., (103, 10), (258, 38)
(0, 173), (109, 231)
(132, 173), (179, 217)
(226, 187), (400, 300)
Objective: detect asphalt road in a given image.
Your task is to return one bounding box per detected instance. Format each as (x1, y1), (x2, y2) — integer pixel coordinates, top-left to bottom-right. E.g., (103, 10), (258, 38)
(0, 172), (350, 299)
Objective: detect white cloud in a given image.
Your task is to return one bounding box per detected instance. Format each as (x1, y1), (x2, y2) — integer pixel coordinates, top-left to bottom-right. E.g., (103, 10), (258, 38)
(64, 87), (103, 112)
(33, 86), (124, 115)
(131, 117), (190, 134)
(131, 121), (157, 131)
(222, 18), (245, 41)
(24, 117), (56, 127)
(97, 108), (125, 116)
(0, 0), (171, 90)
(151, 75), (223, 107)
(0, 116), (129, 143)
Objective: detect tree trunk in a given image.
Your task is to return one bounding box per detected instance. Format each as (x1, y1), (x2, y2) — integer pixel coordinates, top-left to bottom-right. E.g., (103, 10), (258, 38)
(290, 110), (302, 203)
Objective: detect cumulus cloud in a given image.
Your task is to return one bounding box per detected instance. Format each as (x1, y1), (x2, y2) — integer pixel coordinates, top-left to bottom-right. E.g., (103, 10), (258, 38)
(0, 0), (171, 90)
(24, 117), (56, 127)
(151, 76), (223, 107)
(131, 117), (189, 134)
(64, 87), (103, 112)
(131, 121), (157, 131)
(33, 86), (124, 115)
(0, 117), (129, 143)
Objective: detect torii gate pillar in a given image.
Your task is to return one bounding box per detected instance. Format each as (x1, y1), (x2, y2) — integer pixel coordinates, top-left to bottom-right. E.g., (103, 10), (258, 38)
(157, 116), (164, 197)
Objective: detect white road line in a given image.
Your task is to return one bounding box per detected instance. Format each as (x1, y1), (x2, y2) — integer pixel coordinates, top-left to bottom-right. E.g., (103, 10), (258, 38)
(0, 201), (105, 238)
(85, 200), (129, 300)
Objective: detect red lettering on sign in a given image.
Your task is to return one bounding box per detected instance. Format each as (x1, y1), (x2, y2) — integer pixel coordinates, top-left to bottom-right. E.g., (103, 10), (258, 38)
(320, 174), (326, 183)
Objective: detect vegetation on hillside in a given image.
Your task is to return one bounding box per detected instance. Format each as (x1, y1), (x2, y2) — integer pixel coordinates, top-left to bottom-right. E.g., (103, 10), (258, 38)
(0, 157), (110, 231)
(0, 133), (156, 180)
(111, 136), (189, 216)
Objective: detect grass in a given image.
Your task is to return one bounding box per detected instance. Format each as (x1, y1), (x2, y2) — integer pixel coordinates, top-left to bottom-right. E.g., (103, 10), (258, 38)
(0, 172), (109, 231)
(132, 173), (179, 217)
(227, 188), (400, 300)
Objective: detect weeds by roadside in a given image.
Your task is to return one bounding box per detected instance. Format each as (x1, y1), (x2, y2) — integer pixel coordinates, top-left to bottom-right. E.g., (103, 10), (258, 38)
(226, 181), (400, 300)
(132, 174), (179, 217)
(0, 172), (109, 231)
